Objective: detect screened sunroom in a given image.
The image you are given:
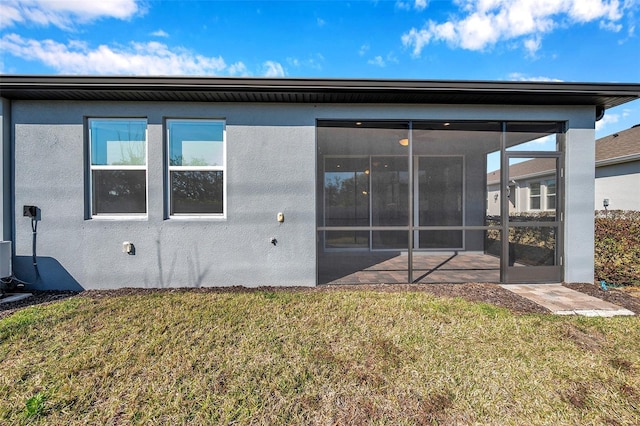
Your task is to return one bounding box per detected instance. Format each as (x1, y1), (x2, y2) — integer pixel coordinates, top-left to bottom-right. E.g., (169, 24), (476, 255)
(317, 120), (564, 284)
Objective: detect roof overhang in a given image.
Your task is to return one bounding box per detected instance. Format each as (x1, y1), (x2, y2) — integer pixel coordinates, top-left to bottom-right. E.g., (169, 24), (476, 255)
(1, 75), (639, 109)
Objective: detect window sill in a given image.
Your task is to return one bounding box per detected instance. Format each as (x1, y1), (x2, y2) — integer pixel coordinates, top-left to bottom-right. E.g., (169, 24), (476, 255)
(167, 215), (227, 221)
(88, 215), (148, 221)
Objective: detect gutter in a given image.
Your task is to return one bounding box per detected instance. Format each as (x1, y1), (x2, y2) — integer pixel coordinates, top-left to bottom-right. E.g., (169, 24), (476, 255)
(596, 153), (640, 167)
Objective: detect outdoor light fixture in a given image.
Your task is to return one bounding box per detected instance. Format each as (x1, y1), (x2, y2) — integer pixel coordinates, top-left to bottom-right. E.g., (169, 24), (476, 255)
(399, 138), (409, 146)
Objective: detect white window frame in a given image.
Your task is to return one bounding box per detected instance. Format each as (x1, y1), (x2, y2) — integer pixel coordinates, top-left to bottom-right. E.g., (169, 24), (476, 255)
(166, 119), (227, 219)
(88, 118), (148, 220)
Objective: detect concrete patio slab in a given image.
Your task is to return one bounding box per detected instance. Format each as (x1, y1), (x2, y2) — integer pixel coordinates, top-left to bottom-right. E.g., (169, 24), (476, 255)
(502, 284), (635, 317)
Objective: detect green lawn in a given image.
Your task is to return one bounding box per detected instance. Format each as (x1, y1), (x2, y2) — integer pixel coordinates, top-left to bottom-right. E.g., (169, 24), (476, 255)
(1, 290), (639, 425)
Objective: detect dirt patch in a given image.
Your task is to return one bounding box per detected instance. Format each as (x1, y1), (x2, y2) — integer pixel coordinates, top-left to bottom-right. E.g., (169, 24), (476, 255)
(560, 382), (590, 410)
(563, 324), (605, 352)
(2, 282), (638, 319)
(563, 283), (640, 314)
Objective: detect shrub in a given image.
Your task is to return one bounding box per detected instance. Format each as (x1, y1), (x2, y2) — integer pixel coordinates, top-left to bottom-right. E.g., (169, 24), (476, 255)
(595, 210), (640, 286)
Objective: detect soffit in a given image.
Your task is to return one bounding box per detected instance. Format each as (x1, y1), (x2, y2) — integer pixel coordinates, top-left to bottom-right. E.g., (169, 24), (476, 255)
(1, 75), (639, 109)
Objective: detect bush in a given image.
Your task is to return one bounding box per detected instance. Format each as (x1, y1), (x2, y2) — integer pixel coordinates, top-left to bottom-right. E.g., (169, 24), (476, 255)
(595, 210), (640, 286)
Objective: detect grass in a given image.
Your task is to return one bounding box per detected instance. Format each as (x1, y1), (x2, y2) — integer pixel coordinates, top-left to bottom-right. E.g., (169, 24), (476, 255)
(1, 289), (639, 425)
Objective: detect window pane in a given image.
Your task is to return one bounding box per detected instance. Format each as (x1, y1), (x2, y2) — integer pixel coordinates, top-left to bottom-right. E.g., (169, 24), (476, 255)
(91, 120), (146, 166)
(371, 156), (409, 226)
(530, 183), (540, 196)
(171, 171), (224, 214)
(324, 157), (369, 226)
(530, 197), (541, 210)
(546, 180), (556, 195)
(92, 170), (146, 214)
(169, 121), (224, 166)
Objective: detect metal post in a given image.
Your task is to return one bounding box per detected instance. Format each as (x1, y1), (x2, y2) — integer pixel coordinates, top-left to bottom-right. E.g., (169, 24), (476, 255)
(408, 121), (414, 283)
(500, 122), (508, 283)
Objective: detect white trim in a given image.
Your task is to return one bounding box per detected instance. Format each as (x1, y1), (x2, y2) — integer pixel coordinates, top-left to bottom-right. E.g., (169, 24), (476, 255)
(89, 215), (148, 221)
(92, 165), (146, 170)
(168, 215), (228, 221)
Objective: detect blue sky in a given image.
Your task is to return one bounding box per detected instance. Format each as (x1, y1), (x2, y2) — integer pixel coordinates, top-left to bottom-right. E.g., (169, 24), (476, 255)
(1, 0), (639, 137)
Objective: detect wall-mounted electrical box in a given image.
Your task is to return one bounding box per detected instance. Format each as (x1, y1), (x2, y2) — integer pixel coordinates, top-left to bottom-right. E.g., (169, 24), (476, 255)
(23, 205), (38, 218)
(0, 241), (12, 279)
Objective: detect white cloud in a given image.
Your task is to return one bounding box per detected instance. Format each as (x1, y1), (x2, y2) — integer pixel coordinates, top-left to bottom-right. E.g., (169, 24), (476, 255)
(317, 17), (326, 27)
(263, 60), (285, 77)
(366, 51), (399, 67)
(402, 0), (632, 56)
(396, 0), (428, 11)
(286, 54), (324, 70)
(367, 56), (386, 67)
(151, 29), (169, 38)
(359, 44), (370, 56)
(0, 0), (143, 29)
(228, 61), (249, 76)
(414, 0), (428, 11)
(600, 21), (623, 32)
(508, 72), (563, 82)
(1, 34), (232, 75)
(523, 36), (542, 57)
(596, 112), (620, 131)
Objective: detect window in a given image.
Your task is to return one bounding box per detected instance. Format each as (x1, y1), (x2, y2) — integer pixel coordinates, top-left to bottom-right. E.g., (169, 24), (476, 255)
(167, 120), (226, 216)
(546, 179), (556, 210)
(529, 182), (541, 210)
(89, 119), (147, 216)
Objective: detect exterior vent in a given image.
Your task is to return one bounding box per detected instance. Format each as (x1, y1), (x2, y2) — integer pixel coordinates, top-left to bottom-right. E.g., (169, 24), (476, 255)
(0, 241), (11, 278)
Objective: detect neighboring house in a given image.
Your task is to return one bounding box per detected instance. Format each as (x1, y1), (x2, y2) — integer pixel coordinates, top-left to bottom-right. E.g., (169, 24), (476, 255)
(487, 125), (640, 215)
(595, 125), (640, 211)
(1, 76), (639, 289)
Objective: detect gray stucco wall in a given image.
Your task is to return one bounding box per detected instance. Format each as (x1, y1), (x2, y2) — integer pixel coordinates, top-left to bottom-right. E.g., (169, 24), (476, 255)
(595, 161), (640, 210)
(564, 118), (596, 284)
(12, 101), (317, 290)
(11, 100), (597, 289)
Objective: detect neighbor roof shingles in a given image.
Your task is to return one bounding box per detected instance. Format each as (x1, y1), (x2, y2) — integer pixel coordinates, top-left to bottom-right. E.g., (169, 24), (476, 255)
(596, 125), (640, 163)
(487, 125), (640, 183)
